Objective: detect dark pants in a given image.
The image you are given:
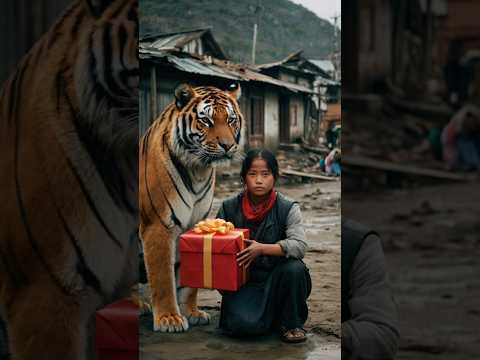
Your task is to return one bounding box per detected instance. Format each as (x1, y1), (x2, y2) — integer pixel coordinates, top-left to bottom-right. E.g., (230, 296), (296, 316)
(457, 135), (480, 170)
(219, 258), (312, 336)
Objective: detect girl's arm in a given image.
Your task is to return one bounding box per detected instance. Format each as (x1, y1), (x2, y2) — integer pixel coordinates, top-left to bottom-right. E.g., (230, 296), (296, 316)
(277, 203), (308, 259)
(237, 240), (286, 267)
(238, 203), (307, 267)
(258, 243), (285, 256)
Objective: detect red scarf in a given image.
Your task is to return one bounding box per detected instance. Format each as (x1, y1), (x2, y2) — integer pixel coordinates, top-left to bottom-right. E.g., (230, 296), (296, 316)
(242, 189), (277, 223)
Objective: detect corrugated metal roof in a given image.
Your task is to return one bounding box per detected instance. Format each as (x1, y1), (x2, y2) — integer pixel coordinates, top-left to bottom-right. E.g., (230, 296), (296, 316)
(309, 60), (335, 74)
(168, 56), (240, 80)
(315, 76), (339, 86)
(140, 47), (314, 94)
(140, 28), (227, 60)
(255, 53), (339, 86)
(254, 50), (303, 70)
(142, 29), (206, 49)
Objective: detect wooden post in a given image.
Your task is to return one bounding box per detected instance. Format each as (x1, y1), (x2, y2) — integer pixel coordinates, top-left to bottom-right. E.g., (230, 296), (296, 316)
(251, 23), (258, 65)
(423, 0), (433, 85)
(392, 0), (407, 87)
(150, 65), (157, 122)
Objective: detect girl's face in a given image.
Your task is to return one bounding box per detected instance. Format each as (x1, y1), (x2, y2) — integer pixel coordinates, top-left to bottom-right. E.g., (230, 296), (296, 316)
(244, 158), (275, 197)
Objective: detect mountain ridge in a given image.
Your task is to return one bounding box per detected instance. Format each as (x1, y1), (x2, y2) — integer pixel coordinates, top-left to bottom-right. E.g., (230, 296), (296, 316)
(140, 0), (337, 64)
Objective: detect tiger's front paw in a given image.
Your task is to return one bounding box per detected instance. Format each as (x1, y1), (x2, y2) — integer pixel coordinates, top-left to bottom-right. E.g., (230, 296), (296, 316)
(186, 309), (210, 326)
(153, 313), (189, 333)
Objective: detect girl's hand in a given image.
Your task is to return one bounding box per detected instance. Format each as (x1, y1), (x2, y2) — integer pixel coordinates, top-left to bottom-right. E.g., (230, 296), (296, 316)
(237, 239), (263, 268)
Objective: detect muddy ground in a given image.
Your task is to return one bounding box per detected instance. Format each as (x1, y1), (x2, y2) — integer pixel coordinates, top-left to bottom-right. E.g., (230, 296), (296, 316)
(343, 181), (480, 360)
(140, 165), (341, 359)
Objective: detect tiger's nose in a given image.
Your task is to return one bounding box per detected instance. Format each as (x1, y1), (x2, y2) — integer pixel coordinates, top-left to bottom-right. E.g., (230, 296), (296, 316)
(219, 141), (234, 152)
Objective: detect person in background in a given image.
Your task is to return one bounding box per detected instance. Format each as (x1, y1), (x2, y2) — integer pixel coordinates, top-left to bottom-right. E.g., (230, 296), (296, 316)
(342, 220), (400, 360)
(444, 40), (472, 109)
(323, 148), (341, 176)
(442, 104), (480, 171)
(325, 122), (339, 149)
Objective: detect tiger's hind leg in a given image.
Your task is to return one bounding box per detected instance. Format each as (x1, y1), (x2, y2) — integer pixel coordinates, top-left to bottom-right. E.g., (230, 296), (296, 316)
(141, 223), (188, 332)
(5, 282), (99, 360)
(178, 287), (210, 326)
(130, 283), (152, 315)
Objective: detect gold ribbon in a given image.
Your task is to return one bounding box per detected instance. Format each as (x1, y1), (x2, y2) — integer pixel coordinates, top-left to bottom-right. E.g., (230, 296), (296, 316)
(230, 231), (247, 284)
(200, 229), (247, 288)
(203, 232), (214, 288)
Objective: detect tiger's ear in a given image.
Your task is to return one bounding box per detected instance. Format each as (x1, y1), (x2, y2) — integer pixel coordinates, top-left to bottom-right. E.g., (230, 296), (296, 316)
(174, 84), (196, 109)
(227, 83), (241, 100)
(84, 0), (114, 17)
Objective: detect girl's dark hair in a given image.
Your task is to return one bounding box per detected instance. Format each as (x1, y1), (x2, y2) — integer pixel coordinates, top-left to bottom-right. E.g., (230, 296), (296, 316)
(240, 149), (279, 180)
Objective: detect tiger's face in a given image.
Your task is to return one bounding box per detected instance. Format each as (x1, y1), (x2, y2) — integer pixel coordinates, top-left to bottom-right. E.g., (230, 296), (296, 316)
(171, 84), (243, 167)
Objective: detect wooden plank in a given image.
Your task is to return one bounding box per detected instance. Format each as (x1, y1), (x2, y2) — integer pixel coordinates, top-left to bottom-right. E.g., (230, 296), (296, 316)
(343, 154), (476, 181)
(387, 95), (453, 119)
(301, 143), (330, 156)
(281, 169), (338, 181)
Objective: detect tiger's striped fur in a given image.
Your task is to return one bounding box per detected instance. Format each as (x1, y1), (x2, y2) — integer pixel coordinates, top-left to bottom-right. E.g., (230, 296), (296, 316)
(139, 84), (243, 332)
(0, 1), (138, 358)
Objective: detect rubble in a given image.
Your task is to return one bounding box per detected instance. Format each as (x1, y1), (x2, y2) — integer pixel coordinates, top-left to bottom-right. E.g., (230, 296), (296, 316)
(342, 98), (479, 191)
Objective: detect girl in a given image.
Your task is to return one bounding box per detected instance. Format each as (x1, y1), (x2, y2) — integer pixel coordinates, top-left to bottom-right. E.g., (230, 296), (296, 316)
(217, 149), (311, 343)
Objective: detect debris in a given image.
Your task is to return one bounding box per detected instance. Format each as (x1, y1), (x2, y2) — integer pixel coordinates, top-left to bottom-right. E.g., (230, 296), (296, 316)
(412, 201), (436, 215)
(343, 154), (476, 181)
(281, 169), (338, 181)
(387, 96), (454, 120)
(400, 341), (448, 354)
(310, 326), (340, 339)
(301, 143), (330, 156)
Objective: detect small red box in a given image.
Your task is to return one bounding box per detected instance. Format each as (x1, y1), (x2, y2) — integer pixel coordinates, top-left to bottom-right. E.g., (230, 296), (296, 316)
(95, 299), (138, 360)
(179, 228), (249, 291)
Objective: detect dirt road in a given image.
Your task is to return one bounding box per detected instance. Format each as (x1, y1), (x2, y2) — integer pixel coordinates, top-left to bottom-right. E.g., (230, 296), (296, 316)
(344, 182), (480, 360)
(140, 176), (341, 359)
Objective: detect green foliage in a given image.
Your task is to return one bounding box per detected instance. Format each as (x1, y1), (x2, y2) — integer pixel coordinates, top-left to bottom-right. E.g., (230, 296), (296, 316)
(140, 0), (336, 64)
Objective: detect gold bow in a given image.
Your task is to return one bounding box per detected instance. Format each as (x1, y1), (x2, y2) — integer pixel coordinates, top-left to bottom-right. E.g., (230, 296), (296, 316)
(193, 218), (235, 234)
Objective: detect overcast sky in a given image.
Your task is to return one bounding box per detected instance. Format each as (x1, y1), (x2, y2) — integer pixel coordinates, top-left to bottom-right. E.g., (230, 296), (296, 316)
(290, 0), (341, 27)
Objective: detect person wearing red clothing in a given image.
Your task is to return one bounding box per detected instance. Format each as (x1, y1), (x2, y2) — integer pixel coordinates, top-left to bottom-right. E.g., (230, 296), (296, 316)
(442, 105), (480, 171)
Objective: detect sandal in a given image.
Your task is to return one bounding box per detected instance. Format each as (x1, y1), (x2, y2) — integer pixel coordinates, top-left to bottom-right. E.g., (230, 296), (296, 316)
(280, 326), (307, 343)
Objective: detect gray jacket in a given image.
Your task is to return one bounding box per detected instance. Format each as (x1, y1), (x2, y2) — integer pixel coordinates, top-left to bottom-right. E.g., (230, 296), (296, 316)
(277, 203), (308, 259)
(342, 234), (400, 359)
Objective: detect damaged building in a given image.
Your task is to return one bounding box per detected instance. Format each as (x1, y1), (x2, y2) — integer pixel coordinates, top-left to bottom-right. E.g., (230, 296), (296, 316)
(139, 28), (336, 151)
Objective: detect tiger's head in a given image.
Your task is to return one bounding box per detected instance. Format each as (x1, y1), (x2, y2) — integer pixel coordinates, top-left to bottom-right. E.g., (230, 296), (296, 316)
(170, 84), (244, 167)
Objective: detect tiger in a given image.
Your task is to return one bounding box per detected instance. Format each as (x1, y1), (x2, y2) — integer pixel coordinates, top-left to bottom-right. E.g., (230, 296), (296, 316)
(139, 83), (243, 332)
(0, 1), (138, 359)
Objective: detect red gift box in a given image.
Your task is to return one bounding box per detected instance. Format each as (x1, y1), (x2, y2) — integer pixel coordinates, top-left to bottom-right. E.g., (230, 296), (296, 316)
(95, 299), (138, 360)
(179, 228), (249, 291)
